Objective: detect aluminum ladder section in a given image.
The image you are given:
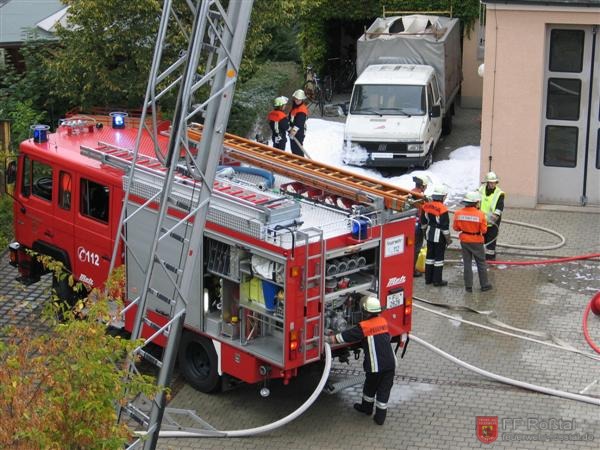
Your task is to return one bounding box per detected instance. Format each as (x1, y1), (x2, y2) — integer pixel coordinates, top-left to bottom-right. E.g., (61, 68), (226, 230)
(186, 125), (418, 211)
(297, 227), (325, 364)
(107, 1), (253, 449)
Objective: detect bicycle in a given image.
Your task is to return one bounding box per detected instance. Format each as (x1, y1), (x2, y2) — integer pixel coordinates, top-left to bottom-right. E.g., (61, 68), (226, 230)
(327, 57), (357, 94)
(303, 65), (330, 117)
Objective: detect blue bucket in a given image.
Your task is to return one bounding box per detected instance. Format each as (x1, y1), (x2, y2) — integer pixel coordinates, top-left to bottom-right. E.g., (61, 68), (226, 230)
(262, 281), (279, 311)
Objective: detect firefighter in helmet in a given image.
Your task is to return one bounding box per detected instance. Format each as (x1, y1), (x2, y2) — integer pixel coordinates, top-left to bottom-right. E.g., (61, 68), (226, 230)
(420, 185), (452, 286)
(288, 89), (308, 157)
(453, 191), (492, 292)
(327, 295), (396, 425)
(267, 96), (289, 150)
(478, 171), (505, 260)
(411, 174), (430, 277)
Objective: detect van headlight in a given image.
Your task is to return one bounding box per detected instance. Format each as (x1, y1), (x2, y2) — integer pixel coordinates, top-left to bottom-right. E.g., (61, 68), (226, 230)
(407, 143), (424, 152)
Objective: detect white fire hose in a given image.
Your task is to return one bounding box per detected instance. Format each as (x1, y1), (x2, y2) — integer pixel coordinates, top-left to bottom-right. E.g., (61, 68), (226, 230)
(410, 334), (600, 407)
(150, 343), (332, 439)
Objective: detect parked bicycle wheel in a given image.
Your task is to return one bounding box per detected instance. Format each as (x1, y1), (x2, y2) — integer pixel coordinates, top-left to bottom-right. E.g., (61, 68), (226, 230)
(323, 75), (333, 102)
(303, 80), (317, 102)
(316, 86), (324, 117)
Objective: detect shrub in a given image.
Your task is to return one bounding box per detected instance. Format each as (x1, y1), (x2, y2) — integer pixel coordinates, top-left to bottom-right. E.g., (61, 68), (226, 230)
(228, 61), (303, 138)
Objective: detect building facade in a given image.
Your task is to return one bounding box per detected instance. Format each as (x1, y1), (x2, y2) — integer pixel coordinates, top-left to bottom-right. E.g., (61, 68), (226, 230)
(481, 0), (599, 208)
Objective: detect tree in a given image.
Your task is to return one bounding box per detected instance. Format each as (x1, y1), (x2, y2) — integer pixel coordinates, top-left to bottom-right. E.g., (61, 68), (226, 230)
(0, 266), (161, 450)
(45, 0), (163, 110)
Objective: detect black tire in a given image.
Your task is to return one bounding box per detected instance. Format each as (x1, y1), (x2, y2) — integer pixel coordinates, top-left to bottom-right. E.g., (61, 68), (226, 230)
(178, 332), (221, 393)
(421, 147), (434, 169)
(52, 273), (77, 321)
(323, 75), (333, 102)
(316, 87), (324, 117)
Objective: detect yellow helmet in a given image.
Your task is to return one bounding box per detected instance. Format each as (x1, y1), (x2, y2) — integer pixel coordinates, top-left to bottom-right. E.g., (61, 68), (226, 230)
(273, 96), (288, 107)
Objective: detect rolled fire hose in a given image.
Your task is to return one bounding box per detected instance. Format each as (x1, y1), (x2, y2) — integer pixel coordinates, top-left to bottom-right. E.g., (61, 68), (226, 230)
(153, 343), (332, 438)
(410, 334), (600, 407)
(446, 209), (567, 252)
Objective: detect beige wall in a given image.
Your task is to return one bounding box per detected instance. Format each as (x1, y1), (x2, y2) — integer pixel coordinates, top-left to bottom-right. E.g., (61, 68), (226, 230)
(461, 21), (484, 109)
(480, 5), (600, 208)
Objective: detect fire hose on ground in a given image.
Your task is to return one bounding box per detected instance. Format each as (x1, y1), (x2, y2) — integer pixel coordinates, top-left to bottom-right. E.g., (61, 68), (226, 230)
(583, 291), (600, 354)
(154, 288), (600, 441)
(409, 334), (600, 407)
(148, 343), (332, 439)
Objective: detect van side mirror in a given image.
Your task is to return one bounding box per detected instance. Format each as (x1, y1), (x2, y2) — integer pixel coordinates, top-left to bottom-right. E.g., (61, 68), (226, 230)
(430, 105), (441, 118)
(5, 160), (16, 185)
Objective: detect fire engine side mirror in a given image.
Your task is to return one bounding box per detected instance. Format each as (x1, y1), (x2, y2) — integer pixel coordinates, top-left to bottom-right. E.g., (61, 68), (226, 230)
(5, 160), (16, 185)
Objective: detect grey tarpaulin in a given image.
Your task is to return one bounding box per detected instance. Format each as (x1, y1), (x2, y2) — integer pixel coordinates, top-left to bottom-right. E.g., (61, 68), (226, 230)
(356, 15), (462, 108)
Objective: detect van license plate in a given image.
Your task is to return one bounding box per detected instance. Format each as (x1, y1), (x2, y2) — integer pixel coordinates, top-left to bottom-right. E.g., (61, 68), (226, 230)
(371, 153), (394, 159)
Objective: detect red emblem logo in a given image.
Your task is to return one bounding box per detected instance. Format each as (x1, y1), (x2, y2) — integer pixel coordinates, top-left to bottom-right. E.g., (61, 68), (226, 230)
(476, 416), (498, 444)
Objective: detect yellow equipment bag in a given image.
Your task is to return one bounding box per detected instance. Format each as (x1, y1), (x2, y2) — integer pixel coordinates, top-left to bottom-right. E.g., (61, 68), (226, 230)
(416, 246), (427, 273)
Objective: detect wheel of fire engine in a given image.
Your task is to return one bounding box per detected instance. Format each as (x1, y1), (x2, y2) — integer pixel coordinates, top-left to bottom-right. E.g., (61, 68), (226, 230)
(442, 113), (453, 135)
(178, 332), (221, 393)
(52, 273), (76, 319)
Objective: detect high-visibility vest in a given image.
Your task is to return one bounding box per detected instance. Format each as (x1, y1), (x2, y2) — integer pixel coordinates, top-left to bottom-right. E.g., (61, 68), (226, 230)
(479, 185), (504, 219)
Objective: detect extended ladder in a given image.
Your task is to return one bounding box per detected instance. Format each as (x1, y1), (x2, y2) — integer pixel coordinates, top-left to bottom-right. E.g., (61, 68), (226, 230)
(106, 1), (253, 449)
(186, 124), (422, 211)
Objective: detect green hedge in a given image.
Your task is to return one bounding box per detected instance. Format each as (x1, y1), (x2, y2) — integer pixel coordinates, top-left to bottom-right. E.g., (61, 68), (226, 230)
(228, 61), (303, 138)
(298, 0), (481, 71)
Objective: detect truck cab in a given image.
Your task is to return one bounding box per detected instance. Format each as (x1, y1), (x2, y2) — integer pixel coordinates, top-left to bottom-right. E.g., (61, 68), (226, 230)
(343, 64), (442, 169)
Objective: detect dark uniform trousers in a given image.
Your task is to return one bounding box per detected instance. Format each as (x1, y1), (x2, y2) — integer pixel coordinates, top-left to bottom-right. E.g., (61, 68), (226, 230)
(337, 315), (396, 425)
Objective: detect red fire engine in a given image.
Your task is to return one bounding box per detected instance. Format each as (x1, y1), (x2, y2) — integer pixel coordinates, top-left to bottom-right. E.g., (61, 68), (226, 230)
(8, 113), (419, 393)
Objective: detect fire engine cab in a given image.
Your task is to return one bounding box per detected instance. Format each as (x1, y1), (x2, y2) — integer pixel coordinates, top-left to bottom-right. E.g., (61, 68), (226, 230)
(8, 113), (419, 393)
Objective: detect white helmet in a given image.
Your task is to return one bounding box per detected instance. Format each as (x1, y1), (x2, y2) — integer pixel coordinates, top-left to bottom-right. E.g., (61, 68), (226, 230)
(462, 191), (481, 204)
(485, 171), (499, 183)
(361, 295), (382, 313)
(432, 185), (447, 199)
(293, 89), (306, 100)
(273, 96), (288, 107)
(413, 174), (430, 187)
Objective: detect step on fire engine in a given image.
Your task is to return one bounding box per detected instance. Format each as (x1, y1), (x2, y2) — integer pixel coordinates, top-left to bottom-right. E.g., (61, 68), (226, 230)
(6, 0), (420, 446)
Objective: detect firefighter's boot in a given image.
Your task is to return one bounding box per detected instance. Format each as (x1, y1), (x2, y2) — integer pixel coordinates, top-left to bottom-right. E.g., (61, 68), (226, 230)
(353, 399), (373, 415)
(433, 266), (447, 287)
(424, 263), (434, 285)
(374, 407), (387, 425)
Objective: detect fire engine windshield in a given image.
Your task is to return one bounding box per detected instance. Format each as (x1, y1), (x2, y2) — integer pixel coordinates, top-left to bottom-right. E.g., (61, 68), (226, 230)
(350, 84), (425, 116)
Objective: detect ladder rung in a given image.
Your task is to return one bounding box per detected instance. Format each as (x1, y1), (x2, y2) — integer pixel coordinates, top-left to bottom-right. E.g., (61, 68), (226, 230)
(143, 317), (170, 338)
(160, 228), (189, 244)
(149, 287), (176, 306)
(123, 403), (150, 427)
(306, 316), (321, 323)
(136, 348), (164, 369)
(155, 256), (183, 275)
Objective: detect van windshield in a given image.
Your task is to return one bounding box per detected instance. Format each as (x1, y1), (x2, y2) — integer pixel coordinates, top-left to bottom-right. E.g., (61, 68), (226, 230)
(349, 84), (425, 116)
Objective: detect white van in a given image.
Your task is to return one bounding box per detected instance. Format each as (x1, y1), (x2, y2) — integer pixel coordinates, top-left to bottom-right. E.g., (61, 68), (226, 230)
(343, 64), (442, 169)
